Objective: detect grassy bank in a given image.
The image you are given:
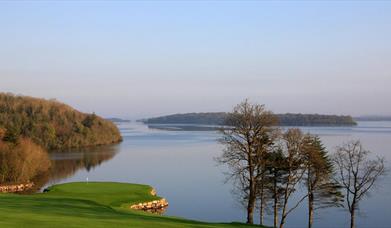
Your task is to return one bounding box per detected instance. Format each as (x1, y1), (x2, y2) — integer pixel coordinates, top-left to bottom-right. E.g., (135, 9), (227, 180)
(0, 182), (258, 228)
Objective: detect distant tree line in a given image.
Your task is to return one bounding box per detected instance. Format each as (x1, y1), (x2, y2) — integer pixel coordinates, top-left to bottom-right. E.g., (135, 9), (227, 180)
(105, 118), (131, 123)
(141, 112), (357, 126)
(276, 113), (356, 126)
(217, 100), (385, 228)
(141, 112), (228, 125)
(354, 116), (391, 121)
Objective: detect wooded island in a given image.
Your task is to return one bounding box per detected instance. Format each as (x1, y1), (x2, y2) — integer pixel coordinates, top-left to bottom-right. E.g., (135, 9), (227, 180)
(141, 112), (357, 126)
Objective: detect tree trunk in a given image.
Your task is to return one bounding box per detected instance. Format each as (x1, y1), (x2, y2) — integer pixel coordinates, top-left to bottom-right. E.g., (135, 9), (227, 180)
(279, 188), (289, 228)
(307, 167), (313, 228)
(273, 173), (278, 228)
(247, 148), (255, 224)
(247, 173), (255, 224)
(279, 182), (289, 228)
(274, 200), (278, 228)
(350, 207), (355, 228)
(247, 194), (255, 224)
(259, 200), (264, 226)
(274, 192), (278, 228)
(308, 193), (314, 228)
(280, 215), (286, 228)
(350, 194), (357, 228)
(259, 181), (264, 226)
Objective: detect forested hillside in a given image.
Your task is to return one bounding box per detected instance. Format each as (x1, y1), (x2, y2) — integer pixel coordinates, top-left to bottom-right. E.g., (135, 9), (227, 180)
(0, 93), (122, 150)
(141, 112), (357, 126)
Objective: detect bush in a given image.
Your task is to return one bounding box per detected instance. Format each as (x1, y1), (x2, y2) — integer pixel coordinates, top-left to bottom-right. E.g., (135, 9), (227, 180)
(0, 138), (51, 184)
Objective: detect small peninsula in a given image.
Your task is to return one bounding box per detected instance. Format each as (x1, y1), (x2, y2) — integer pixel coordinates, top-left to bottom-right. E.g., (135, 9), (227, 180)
(0, 93), (122, 150)
(0, 93), (122, 189)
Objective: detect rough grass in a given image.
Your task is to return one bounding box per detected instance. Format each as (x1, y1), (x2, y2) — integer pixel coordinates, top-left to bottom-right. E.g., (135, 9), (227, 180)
(0, 182), (260, 228)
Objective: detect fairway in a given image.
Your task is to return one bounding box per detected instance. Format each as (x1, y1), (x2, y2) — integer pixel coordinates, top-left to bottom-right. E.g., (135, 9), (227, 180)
(0, 182), (256, 228)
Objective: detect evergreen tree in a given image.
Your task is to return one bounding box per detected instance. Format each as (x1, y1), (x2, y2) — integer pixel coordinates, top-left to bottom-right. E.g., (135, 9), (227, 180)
(302, 135), (343, 228)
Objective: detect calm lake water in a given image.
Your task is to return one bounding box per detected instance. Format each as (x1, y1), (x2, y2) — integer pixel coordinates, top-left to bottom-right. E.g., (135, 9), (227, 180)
(45, 121), (391, 228)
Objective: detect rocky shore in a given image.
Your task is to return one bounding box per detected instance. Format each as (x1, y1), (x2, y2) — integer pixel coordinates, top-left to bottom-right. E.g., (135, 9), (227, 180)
(129, 188), (168, 214)
(0, 183), (34, 193)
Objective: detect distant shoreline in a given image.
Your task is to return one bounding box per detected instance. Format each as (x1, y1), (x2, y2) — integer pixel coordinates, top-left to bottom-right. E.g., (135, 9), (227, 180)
(354, 116), (391, 121)
(106, 118), (131, 123)
(140, 112), (357, 127)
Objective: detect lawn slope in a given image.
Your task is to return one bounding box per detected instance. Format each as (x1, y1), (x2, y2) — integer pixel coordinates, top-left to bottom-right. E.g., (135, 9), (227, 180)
(0, 182), (257, 228)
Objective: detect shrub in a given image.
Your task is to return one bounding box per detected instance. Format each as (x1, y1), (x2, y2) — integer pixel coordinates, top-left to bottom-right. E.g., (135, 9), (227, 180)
(0, 138), (51, 184)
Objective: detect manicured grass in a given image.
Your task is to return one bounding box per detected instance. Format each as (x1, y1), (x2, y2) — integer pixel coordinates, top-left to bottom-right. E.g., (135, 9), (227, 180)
(0, 182), (260, 228)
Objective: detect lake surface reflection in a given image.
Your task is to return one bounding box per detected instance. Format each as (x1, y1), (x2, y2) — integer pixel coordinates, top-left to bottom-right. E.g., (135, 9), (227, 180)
(44, 121), (391, 228)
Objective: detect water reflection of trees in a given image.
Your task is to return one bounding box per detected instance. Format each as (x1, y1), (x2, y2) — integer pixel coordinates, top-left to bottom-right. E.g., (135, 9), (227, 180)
(31, 145), (119, 192)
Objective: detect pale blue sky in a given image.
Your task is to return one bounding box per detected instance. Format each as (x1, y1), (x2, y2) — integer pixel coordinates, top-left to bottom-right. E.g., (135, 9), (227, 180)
(1, 1), (390, 118)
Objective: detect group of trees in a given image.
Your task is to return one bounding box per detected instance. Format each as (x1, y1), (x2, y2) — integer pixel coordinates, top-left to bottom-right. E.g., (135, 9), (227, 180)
(141, 112), (228, 125)
(0, 93), (122, 187)
(0, 93), (122, 150)
(0, 101), (50, 185)
(276, 113), (356, 126)
(141, 112), (357, 126)
(218, 100), (386, 228)
(0, 137), (50, 184)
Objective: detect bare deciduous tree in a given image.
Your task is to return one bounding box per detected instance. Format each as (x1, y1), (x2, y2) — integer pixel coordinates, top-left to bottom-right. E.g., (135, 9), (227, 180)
(217, 100), (277, 224)
(278, 128), (307, 228)
(255, 124), (281, 226)
(333, 140), (386, 228)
